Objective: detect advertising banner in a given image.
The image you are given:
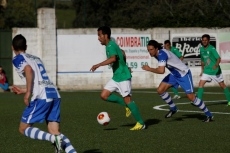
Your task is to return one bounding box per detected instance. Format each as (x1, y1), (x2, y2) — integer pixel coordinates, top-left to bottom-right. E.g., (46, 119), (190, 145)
(218, 33), (230, 70)
(171, 34), (217, 67)
(57, 34), (151, 73)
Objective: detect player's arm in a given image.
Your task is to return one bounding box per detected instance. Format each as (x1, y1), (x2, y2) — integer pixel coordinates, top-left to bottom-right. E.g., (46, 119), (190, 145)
(200, 61), (204, 76)
(179, 56), (184, 61)
(24, 65), (33, 94)
(213, 57), (221, 69)
(175, 48), (183, 61)
(121, 49), (126, 62)
(90, 56), (116, 72)
(142, 65), (165, 74)
(23, 65), (33, 106)
(212, 48), (221, 69)
(121, 49), (132, 73)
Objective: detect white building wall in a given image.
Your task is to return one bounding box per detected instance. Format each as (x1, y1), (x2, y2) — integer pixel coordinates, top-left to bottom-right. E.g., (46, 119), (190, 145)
(12, 8), (230, 90)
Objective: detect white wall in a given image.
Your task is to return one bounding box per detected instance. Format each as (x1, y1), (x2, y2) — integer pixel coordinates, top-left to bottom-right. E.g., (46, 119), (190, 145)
(12, 8), (230, 90)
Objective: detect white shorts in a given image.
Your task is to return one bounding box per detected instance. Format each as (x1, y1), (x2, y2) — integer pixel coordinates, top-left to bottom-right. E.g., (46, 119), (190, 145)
(104, 79), (132, 97)
(200, 73), (224, 83)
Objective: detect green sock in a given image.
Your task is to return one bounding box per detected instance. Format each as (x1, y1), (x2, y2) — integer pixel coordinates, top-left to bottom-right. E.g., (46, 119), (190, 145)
(224, 88), (230, 102)
(171, 87), (179, 95)
(106, 94), (126, 106)
(127, 101), (144, 125)
(197, 88), (204, 99)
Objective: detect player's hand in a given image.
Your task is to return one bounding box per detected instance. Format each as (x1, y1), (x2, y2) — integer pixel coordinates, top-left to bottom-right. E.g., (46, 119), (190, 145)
(12, 85), (25, 94)
(90, 64), (100, 72)
(142, 65), (150, 71)
(199, 72), (203, 76)
(24, 92), (31, 106)
(128, 67), (133, 73)
(212, 65), (218, 70)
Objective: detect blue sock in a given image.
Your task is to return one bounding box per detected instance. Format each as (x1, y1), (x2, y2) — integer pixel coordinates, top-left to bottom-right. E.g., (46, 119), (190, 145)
(24, 127), (55, 143)
(193, 97), (212, 117)
(160, 92), (177, 111)
(60, 134), (77, 153)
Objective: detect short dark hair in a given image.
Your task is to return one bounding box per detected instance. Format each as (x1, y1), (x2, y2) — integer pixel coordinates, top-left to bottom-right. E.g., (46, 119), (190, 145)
(148, 40), (163, 49)
(202, 34), (210, 40)
(164, 40), (171, 45)
(97, 26), (111, 39)
(12, 34), (27, 51)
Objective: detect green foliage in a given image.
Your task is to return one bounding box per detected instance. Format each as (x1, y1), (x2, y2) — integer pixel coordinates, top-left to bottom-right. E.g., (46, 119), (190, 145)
(72, 0), (230, 28)
(0, 0), (36, 29)
(1, 0), (230, 29)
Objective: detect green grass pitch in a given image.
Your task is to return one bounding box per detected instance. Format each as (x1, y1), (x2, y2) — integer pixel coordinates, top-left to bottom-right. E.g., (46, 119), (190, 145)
(0, 87), (230, 153)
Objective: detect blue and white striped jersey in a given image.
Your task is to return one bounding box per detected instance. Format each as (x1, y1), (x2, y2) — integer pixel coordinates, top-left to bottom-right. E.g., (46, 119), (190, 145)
(156, 49), (189, 77)
(12, 53), (60, 101)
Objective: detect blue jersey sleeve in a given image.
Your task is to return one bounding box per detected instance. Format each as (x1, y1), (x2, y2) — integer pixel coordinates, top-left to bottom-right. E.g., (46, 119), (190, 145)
(12, 54), (28, 72)
(157, 50), (168, 66)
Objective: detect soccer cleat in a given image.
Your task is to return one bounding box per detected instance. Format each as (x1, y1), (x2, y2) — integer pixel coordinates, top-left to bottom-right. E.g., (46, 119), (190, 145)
(130, 122), (146, 130)
(172, 95), (181, 99)
(165, 109), (178, 118)
(227, 102), (230, 106)
(190, 101), (196, 106)
(125, 107), (131, 117)
(202, 116), (214, 122)
(54, 135), (62, 153)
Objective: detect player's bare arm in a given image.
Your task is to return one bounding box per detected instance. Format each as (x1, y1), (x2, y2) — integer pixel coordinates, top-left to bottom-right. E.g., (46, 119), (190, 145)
(121, 49), (132, 73)
(12, 85), (27, 94)
(200, 62), (205, 76)
(142, 65), (165, 74)
(213, 57), (221, 69)
(24, 65), (33, 106)
(90, 56), (116, 72)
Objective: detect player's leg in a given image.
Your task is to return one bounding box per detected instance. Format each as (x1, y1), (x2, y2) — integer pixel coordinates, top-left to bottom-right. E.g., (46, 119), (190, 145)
(171, 86), (181, 99)
(101, 79), (126, 107)
(158, 74), (178, 118)
(47, 98), (77, 153)
(197, 74), (210, 99)
(117, 79), (145, 130)
(19, 99), (61, 144)
(179, 71), (213, 122)
(213, 74), (230, 105)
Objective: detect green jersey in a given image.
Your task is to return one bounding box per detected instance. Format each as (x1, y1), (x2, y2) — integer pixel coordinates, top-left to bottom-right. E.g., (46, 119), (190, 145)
(106, 40), (131, 82)
(171, 46), (182, 58)
(200, 44), (221, 75)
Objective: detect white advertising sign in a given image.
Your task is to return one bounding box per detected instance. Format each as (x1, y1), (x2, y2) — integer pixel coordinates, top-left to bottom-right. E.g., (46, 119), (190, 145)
(57, 34), (151, 73)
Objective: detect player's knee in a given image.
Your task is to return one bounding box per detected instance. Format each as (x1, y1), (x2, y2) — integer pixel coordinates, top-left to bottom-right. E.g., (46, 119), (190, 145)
(48, 129), (60, 135)
(18, 127), (25, 135)
(100, 94), (108, 101)
(157, 88), (164, 95)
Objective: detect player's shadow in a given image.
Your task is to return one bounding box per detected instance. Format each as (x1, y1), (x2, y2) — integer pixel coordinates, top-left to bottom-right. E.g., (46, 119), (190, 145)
(204, 101), (227, 106)
(103, 128), (118, 131)
(120, 119), (161, 129)
(172, 113), (205, 121)
(83, 149), (103, 153)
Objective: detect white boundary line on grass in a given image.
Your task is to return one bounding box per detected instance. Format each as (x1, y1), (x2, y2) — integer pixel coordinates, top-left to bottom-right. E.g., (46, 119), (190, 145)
(153, 100), (230, 115)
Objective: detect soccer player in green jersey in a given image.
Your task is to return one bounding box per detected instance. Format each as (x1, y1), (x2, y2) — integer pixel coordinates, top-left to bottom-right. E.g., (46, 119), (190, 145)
(198, 34), (230, 105)
(90, 26), (145, 130)
(164, 40), (183, 99)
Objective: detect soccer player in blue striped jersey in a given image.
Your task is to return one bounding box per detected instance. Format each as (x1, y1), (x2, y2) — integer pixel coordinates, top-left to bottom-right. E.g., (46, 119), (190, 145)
(11, 34), (77, 152)
(164, 40), (183, 100)
(142, 40), (213, 122)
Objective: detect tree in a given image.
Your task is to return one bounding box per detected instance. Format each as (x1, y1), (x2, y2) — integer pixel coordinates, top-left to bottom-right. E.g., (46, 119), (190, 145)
(0, 0), (35, 29)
